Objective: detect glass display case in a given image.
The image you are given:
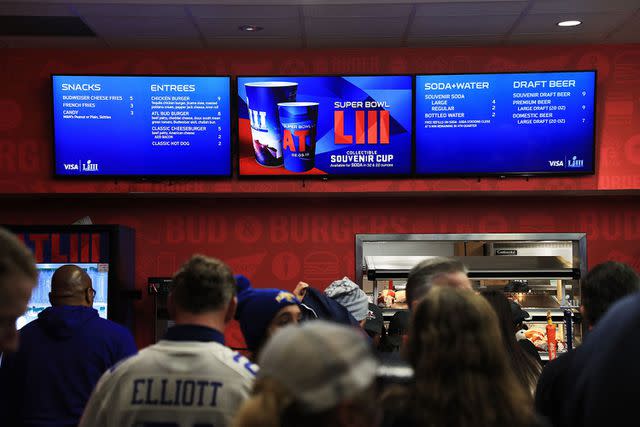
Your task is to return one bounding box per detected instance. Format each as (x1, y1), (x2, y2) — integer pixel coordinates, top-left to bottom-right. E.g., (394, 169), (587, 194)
(357, 233), (587, 361)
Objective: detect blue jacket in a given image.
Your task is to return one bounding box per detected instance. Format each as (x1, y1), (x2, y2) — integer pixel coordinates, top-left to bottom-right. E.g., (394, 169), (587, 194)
(299, 287), (359, 327)
(0, 306), (137, 427)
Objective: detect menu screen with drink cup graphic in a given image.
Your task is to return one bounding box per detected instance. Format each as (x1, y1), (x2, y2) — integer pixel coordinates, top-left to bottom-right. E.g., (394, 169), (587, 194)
(237, 76), (413, 176)
(415, 71), (596, 175)
(52, 75), (231, 176)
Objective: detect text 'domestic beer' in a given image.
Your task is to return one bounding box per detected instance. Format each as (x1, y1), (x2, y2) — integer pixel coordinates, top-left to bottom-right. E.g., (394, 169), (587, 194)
(245, 82), (298, 167)
(278, 102), (319, 172)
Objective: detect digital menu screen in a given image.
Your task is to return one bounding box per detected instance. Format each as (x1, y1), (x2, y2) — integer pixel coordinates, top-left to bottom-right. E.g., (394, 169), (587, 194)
(53, 75), (231, 176)
(237, 75), (413, 176)
(415, 71), (596, 175)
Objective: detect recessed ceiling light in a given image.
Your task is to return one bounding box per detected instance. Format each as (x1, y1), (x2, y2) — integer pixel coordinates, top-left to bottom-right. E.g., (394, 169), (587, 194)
(239, 25), (263, 32)
(557, 20), (582, 27)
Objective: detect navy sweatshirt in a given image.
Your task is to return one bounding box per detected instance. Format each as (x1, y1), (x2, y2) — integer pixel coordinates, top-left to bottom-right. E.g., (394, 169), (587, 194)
(0, 306), (137, 427)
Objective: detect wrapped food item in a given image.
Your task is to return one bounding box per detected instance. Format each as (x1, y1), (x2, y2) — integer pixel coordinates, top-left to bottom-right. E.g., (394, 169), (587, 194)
(524, 328), (566, 353)
(378, 289), (395, 307)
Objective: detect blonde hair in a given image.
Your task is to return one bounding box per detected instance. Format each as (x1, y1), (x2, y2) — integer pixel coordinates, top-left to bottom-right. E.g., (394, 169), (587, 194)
(233, 377), (376, 427)
(233, 378), (294, 427)
(406, 287), (534, 427)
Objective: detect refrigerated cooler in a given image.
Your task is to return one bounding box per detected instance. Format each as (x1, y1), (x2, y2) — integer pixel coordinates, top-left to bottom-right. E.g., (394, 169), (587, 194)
(357, 233), (587, 360)
(5, 225), (136, 333)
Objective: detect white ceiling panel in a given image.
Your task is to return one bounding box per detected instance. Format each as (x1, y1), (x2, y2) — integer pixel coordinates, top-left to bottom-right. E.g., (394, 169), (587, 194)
(513, 12), (629, 34)
(303, 4), (413, 18)
(415, 1), (527, 17)
(83, 16), (199, 37)
(0, 2), (74, 16)
(0, 35), (108, 48)
(306, 17), (406, 37)
(196, 17), (300, 38)
(105, 36), (204, 48)
(74, 3), (187, 17)
(205, 37), (301, 48)
(408, 34), (505, 46)
(307, 37), (402, 47)
(530, 0), (640, 14)
(188, 4), (299, 19)
(411, 14), (519, 36)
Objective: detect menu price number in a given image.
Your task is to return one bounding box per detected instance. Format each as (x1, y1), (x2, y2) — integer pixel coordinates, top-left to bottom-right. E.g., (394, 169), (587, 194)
(491, 99), (496, 118)
(130, 96), (134, 116)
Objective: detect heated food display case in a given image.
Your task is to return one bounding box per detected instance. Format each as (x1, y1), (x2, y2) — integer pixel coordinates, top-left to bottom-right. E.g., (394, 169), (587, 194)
(357, 233), (587, 360)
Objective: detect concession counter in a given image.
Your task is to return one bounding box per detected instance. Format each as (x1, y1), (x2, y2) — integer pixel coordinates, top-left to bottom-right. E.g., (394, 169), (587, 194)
(356, 233), (587, 360)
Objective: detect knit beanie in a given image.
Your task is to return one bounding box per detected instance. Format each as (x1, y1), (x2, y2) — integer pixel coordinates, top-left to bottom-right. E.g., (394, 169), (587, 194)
(234, 275), (301, 353)
(324, 277), (369, 321)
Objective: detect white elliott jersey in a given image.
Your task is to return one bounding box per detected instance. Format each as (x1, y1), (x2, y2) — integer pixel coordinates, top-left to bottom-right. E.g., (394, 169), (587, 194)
(79, 339), (257, 427)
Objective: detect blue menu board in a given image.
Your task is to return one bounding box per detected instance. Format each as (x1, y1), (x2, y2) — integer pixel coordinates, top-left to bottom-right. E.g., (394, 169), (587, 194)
(53, 75), (231, 176)
(415, 71), (596, 175)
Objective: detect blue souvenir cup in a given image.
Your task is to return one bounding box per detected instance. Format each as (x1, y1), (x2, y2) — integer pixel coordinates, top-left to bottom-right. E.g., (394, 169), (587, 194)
(278, 102), (319, 173)
(245, 82), (298, 167)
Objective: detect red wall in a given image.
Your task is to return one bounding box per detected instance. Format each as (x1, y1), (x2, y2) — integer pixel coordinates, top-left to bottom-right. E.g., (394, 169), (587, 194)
(2, 196), (639, 348)
(1, 45), (640, 348)
(1, 44), (640, 194)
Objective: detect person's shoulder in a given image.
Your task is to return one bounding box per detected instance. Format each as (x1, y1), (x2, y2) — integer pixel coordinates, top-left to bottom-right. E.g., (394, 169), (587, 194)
(213, 345), (258, 381)
(92, 317), (134, 338)
(93, 348), (145, 387)
(16, 318), (43, 336)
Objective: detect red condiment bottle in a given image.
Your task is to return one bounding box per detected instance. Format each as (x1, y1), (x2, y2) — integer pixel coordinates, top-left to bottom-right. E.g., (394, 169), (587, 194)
(547, 311), (557, 360)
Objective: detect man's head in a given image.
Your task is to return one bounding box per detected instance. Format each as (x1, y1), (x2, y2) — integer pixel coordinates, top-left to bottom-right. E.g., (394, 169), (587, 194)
(406, 257), (471, 309)
(170, 255), (237, 326)
(0, 228), (38, 353)
(49, 265), (94, 308)
(581, 261), (640, 328)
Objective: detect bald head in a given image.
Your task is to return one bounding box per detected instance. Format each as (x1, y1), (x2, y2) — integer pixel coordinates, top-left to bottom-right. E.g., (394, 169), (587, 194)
(50, 265), (94, 307)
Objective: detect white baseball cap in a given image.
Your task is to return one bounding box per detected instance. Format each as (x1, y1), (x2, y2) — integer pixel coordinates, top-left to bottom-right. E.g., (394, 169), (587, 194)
(257, 321), (379, 412)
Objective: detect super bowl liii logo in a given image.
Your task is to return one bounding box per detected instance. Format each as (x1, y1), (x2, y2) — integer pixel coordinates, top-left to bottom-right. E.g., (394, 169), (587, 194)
(567, 156), (584, 168)
(63, 160), (99, 172)
(333, 101), (391, 145)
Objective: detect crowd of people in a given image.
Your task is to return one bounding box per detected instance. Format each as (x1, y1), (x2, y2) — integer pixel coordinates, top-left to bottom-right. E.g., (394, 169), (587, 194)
(1, 225), (640, 427)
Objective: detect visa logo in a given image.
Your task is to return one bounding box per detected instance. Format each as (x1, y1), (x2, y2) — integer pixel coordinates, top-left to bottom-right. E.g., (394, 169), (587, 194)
(549, 160), (564, 167)
(63, 163), (79, 170)
(61, 83), (101, 91)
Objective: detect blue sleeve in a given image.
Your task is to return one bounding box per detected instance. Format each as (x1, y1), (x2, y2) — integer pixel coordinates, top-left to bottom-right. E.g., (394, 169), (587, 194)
(113, 327), (137, 366)
(0, 353), (19, 425)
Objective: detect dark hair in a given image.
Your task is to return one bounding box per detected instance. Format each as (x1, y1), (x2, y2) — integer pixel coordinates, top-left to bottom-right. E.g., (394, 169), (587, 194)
(406, 287), (533, 427)
(406, 257), (468, 307)
(0, 228), (37, 294)
(480, 290), (541, 393)
(171, 255), (236, 313)
(582, 261), (640, 326)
